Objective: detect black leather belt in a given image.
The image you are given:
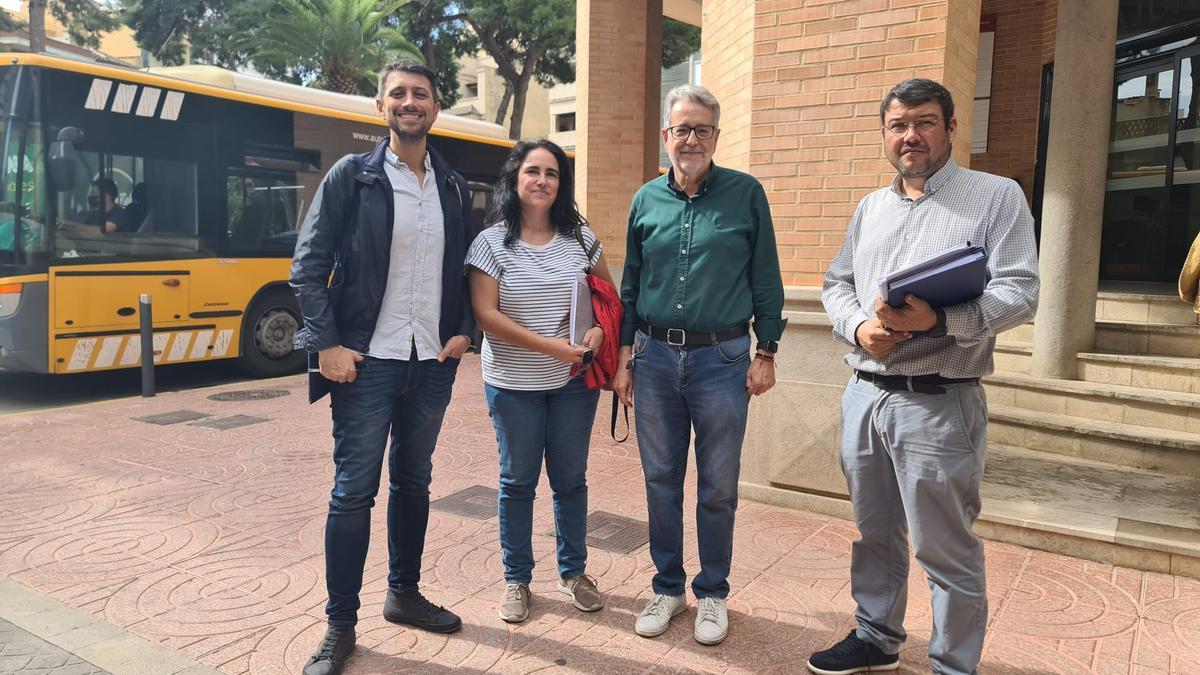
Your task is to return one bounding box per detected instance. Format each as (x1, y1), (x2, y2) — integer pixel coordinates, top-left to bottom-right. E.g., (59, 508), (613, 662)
(855, 370), (979, 395)
(641, 323), (748, 347)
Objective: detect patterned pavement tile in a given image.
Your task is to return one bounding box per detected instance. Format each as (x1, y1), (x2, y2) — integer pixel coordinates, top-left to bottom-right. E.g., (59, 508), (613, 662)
(1, 357), (1197, 674)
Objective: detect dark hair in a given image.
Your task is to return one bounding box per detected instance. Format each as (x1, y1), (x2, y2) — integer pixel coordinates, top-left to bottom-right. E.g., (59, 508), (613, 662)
(377, 59), (439, 100)
(486, 139), (585, 249)
(880, 79), (955, 130)
(91, 176), (118, 201)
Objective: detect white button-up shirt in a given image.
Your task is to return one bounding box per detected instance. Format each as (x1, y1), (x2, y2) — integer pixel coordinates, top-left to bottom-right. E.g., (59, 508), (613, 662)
(368, 148), (445, 361)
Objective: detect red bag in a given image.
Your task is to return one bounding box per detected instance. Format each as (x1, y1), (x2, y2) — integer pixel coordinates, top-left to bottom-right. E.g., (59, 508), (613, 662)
(572, 227), (629, 441)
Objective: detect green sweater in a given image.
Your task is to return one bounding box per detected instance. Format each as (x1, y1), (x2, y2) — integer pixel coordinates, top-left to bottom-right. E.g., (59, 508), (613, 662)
(620, 165), (786, 345)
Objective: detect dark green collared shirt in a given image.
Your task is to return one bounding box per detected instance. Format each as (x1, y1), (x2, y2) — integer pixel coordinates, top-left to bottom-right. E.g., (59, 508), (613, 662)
(620, 164), (786, 345)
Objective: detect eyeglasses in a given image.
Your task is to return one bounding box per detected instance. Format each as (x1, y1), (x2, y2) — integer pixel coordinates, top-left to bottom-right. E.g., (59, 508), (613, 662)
(883, 118), (944, 136)
(665, 124), (717, 140)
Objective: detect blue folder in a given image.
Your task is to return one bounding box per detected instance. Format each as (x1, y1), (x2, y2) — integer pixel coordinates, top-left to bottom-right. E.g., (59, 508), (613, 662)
(877, 243), (988, 309)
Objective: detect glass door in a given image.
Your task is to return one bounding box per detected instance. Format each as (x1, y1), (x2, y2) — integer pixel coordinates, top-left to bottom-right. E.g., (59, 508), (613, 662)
(1101, 60), (1175, 281)
(1169, 51), (1200, 275)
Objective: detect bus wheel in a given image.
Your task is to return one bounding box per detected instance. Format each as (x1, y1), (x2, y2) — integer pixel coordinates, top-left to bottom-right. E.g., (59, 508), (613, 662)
(238, 289), (304, 377)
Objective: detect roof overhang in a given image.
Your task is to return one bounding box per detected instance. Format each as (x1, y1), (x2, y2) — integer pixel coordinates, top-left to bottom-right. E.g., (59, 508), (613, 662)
(664, 0), (701, 27)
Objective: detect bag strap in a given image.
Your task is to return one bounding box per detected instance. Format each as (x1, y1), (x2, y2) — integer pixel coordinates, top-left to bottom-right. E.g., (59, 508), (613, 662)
(609, 392), (629, 442)
(574, 223), (600, 272)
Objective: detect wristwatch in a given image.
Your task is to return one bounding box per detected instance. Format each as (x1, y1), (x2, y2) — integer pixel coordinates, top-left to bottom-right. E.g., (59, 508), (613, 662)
(756, 340), (779, 353)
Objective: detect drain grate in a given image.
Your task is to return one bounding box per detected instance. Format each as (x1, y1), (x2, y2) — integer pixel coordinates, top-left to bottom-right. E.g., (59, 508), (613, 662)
(207, 389), (290, 402)
(577, 511), (649, 554)
(189, 415), (272, 430)
(430, 485), (497, 521)
(133, 410), (212, 425)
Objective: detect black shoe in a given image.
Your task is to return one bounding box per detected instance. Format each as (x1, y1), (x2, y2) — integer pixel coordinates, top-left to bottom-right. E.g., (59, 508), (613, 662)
(807, 630), (900, 674)
(382, 589), (462, 633)
(303, 624), (355, 675)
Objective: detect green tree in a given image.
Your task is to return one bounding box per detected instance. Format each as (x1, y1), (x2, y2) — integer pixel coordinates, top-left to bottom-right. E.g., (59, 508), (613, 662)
(401, 1), (702, 140)
(662, 17), (700, 69)
(393, 0), (475, 108)
(461, 0), (575, 139)
(249, 0), (423, 95)
(27, 0), (120, 53)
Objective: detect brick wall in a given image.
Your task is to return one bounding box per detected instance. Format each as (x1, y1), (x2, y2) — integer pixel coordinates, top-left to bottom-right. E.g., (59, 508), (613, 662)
(703, 0), (756, 174)
(706, 0), (983, 287)
(970, 0), (1056, 202)
(576, 0), (659, 267)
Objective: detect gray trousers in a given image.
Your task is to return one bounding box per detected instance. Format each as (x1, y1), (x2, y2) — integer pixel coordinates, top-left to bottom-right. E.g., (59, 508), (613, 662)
(839, 374), (988, 675)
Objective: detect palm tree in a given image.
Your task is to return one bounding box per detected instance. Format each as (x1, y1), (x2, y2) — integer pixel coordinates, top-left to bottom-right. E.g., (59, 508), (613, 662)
(252, 0), (423, 95)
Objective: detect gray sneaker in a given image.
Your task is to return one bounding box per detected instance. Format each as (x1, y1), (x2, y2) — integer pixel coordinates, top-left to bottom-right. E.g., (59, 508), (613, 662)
(634, 593), (687, 637)
(558, 574), (604, 612)
(499, 583), (530, 623)
(693, 597), (728, 645)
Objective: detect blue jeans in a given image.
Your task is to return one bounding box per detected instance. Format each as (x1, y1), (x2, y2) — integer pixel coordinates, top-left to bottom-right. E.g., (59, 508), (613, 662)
(485, 378), (600, 585)
(324, 355), (460, 626)
(631, 330), (751, 599)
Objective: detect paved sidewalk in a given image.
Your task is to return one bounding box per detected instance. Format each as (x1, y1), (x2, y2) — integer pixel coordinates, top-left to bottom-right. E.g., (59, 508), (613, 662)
(0, 618), (108, 675)
(1, 356), (1198, 674)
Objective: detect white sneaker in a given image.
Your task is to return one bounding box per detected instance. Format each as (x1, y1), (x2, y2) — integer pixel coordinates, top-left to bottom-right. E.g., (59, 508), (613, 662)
(693, 597), (728, 645)
(634, 593), (687, 637)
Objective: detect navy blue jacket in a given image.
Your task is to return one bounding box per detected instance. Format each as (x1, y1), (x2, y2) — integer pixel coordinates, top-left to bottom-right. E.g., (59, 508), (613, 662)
(290, 139), (475, 403)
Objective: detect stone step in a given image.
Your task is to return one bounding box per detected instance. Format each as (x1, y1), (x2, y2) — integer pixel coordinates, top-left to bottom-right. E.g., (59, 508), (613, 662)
(984, 372), (1200, 433)
(977, 444), (1200, 576)
(1096, 291), (1198, 326)
(994, 341), (1200, 395)
(1095, 320), (1200, 358)
(1003, 321), (1200, 358)
(988, 404), (1200, 478)
(785, 286), (825, 314)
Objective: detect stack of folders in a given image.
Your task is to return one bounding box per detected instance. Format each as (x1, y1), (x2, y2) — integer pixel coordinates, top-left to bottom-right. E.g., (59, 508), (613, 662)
(876, 243), (988, 309)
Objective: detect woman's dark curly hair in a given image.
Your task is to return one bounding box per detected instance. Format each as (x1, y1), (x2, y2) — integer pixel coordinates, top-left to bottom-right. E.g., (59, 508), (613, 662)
(485, 139), (587, 248)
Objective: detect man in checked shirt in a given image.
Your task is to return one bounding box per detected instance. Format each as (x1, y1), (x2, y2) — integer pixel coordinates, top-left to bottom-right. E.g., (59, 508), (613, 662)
(814, 79), (1039, 675)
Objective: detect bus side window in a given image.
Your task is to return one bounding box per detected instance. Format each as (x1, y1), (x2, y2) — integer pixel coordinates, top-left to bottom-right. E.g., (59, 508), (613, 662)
(468, 182), (492, 235)
(226, 172), (304, 254)
(54, 153), (199, 258)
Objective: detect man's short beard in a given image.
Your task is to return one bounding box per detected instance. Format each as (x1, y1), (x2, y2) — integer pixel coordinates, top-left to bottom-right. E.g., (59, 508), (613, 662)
(896, 143), (952, 178)
(391, 121), (429, 143)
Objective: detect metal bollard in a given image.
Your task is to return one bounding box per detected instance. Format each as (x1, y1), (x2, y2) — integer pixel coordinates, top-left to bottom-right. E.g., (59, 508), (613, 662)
(139, 293), (155, 397)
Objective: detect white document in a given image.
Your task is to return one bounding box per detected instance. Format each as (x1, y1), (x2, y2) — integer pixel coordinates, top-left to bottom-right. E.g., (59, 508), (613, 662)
(570, 273), (594, 346)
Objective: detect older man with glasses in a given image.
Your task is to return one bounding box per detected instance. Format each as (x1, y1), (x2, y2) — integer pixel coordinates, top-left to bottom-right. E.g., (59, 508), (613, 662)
(815, 78), (1039, 675)
(613, 84), (786, 646)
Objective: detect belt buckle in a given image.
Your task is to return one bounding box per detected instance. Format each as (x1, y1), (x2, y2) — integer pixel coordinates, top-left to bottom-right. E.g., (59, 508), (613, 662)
(666, 328), (686, 346)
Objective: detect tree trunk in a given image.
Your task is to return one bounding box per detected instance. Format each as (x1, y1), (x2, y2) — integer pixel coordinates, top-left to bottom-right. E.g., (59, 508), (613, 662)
(506, 51), (541, 140)
(28, 0), (45, 53)
(508, 73), (531, 140)
(494, 85), (512, 128)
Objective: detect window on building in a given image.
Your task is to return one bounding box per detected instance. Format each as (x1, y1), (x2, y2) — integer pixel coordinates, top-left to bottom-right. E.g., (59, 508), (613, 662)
(555, 113), (576, 133)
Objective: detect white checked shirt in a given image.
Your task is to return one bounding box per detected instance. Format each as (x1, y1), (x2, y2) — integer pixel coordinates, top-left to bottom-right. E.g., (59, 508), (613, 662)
(822, 159), (1039, 378)
(368, 148), (445, 361)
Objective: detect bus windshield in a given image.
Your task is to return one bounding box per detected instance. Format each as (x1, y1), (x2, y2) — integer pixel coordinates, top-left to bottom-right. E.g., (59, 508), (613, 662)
(0, 66), (49, 273)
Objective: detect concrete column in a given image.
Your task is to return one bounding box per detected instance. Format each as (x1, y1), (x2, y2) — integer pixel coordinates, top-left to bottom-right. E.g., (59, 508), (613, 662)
(1030, 0), (1119, 379)
(576, 0), (662, 271)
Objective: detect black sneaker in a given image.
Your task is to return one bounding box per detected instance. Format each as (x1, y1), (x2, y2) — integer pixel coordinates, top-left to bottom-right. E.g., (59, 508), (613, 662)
(303, 624), (355, 675)
(383, 589), (463, 633)
(807, 630), (900, 674)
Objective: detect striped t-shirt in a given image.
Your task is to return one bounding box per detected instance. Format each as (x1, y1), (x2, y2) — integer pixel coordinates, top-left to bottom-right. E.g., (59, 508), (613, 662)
(466, 223), (602, 390)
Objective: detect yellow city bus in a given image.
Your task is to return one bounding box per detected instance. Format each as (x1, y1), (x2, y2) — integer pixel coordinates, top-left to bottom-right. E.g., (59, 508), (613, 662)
(0, 53), (514, 377)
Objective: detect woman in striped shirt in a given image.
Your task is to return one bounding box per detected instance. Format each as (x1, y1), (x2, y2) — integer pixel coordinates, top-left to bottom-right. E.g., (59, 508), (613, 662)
(467, 139), (615, 624)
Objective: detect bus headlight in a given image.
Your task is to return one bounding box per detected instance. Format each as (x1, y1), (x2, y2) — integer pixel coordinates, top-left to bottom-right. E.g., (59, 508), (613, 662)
(0, 283), (22, 318)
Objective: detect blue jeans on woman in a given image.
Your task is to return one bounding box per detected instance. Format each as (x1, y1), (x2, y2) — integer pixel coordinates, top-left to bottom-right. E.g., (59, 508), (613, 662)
(324, 355), (460, 626)
(631, 330), (751, 600)
(485, 377), (601, 584)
